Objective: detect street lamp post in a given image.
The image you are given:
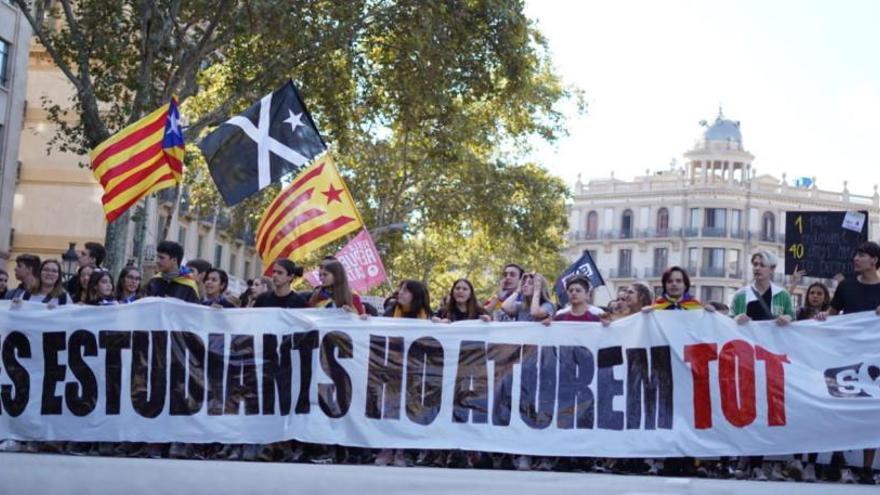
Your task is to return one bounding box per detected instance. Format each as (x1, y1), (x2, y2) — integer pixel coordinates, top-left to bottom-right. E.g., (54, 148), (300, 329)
(62, 242), (78, 283)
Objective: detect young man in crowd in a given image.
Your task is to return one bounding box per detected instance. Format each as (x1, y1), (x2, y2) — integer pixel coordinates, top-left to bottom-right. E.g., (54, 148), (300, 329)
(185, 258), (212, 300)
(254, 259), (307, 308)
(484, 263), (524, 321)
(649, 266), (703, 310)
(817, 241), (880, 485)
(65, 242), (106, 297)
(144, 241), (199, 303)
(6, 254), (41, 300)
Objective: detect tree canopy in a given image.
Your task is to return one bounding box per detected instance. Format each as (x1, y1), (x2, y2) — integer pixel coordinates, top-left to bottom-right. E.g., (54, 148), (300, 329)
(16, 0), (582, 297)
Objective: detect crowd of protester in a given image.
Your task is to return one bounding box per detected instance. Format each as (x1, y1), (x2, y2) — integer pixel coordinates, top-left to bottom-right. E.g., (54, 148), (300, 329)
(2, 239), (880, 484)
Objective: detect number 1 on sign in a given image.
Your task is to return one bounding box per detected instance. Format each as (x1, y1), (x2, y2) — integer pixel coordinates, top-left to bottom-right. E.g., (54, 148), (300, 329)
(788, 243), (804, 259)
(795, 215), (803, 234)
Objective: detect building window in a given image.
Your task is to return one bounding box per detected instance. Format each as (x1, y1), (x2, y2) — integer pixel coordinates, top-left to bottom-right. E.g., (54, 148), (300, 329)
(229, 253), (237, 277)
(653, 248), (668, 277)
(244, 260), (252, 280)
(700, 286), (725, 305)
(656, 208), (669, 236)
(730, 209), (742, 235)
(617, 249), (632, 278)
(197, 235), (205, 258)
(727, 249), (741, 278)
(701, 248), (725, 277)
(586, 211), (598, 238)
(687, 247), (699, 274)
(0, 39), (10, 88)
(177, 225), (187, 247)
(586, 250), (598, 264)
(621, 209), (633, 239)
(689, 208), (700, 228)
(214, 244), (223, 268)
(762, 212), (776, 241)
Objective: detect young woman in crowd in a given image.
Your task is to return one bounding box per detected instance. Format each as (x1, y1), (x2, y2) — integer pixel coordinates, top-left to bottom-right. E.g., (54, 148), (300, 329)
(0, 269), (8, 299)
(500, 272), (555, 324)
(203, 268), (236, 308)
(600, 283), (652, 325)
(553, 276), (600, 322)
(84, 270), (117, 305)
(244, 276), (273, 308)
(797, 282), (831, 321)
(308, 260), (365, 314)
(115, 266), (142, 303)
(72, 264), (94, 303)
(433, 278), (490, 323)
(375, 280), (431, 468)
(18, 259), (69, 306)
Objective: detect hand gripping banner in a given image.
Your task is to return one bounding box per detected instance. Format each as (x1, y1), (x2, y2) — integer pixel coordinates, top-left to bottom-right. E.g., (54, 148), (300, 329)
(1, 299), (879, 457)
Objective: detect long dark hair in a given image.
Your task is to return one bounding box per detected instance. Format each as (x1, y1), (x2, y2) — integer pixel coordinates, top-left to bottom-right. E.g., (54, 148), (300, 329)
(85, 270), (114, 304)
(116, 266), (142, 301)
(396, 279), (431, 319)
(804, 282), (830, 311)
(444, 278), (485, 321)
(312, 259), (353, 308)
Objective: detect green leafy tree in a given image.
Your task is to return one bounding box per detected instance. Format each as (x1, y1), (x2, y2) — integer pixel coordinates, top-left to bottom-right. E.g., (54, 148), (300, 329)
(16, 0), (582, 287)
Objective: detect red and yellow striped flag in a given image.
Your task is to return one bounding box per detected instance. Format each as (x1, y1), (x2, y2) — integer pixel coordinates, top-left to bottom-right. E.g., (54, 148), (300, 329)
(89, 98), (185, 222)
(256, 154), (363, 267)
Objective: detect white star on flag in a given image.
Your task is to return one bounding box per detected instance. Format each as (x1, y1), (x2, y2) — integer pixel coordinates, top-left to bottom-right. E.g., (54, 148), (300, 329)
(284, 110), (305, 133)
(167, 112), (181, 137)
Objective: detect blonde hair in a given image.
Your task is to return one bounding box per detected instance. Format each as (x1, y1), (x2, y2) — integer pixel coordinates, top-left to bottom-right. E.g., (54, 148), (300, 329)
(751, 250), (778, 269)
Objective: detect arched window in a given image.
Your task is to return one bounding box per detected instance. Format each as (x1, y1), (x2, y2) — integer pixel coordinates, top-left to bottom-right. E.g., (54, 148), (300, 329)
(762, 212), (775, 241)
(656, 207), (669, 236)
(585, 211), (598, 239)
(621, 209), (633, 239)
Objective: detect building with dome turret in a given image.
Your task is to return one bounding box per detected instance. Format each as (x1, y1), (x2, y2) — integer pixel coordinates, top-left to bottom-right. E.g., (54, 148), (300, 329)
(566, 108), (880, 306)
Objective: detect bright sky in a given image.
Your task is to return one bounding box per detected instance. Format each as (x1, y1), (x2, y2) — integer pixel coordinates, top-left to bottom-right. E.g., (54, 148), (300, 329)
(524, 0), (880, 196)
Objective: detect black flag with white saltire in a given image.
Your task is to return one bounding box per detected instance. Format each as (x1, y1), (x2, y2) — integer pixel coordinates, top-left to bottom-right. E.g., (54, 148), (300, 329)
(198, 80), (326, 206)
(554, 250), (606, 306)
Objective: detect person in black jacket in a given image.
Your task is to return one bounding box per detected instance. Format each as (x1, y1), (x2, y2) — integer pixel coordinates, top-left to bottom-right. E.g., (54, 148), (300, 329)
(64, 241), (106, 299)
(144, 241), (199, 303)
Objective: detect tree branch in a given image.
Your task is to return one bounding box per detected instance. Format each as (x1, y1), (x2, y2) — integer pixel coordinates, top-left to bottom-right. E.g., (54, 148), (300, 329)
(11, 0), (83, 92)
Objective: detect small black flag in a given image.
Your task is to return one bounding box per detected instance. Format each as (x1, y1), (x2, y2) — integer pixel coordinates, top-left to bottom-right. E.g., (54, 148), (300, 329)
(199, 80), (326, 206)
(554, 250), (605, 306)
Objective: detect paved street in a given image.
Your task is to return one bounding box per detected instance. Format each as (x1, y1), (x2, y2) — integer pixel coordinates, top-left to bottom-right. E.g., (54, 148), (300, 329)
(0, 453), (876, 495)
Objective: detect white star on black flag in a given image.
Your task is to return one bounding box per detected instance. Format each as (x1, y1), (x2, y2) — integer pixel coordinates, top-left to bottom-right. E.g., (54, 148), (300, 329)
(198, 80), (327, 206)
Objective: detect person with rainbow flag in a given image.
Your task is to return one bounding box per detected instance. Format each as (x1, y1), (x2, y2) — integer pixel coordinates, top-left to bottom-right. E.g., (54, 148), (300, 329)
(647, 266), (704, 311)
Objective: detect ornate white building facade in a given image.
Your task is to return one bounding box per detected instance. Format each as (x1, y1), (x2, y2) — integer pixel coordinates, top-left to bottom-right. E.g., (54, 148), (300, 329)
(566, 110), (880, 306)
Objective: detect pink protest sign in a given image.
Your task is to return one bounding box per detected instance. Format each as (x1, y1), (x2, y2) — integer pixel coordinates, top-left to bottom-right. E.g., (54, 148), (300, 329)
(303, 229), (387, 292)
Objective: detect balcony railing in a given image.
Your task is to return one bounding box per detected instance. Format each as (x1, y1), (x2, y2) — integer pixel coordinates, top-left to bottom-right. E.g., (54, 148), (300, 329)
(700, 266), (726, 278)
(683, 227), (699, 237)
(701, 227), (727, 238)
(644, 267), (665, 278)
(730, 229), (745, 239)
(608, 267), (633, 279)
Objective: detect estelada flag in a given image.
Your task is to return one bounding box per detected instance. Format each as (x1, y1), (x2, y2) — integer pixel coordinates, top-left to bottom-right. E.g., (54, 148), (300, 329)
(256, 154), (362, 267)
(89, 98), (185, 222)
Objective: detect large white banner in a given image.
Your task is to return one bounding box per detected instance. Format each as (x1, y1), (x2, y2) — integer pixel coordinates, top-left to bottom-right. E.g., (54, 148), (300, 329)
(0, 298), (879, 457)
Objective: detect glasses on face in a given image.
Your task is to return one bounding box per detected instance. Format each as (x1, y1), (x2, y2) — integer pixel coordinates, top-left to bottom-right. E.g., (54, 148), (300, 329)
(126, 275), (141, 281)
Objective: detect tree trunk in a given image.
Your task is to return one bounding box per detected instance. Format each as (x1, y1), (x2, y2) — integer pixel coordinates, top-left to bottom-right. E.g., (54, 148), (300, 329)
(104, 210), (130, 277)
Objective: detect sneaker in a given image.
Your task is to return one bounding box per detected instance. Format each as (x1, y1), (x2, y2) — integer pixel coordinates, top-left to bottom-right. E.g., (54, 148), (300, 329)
(0, 439), (21, 452)
(858, 468), (876, 485)
(536, 457), (553, 471)
(257, 444), (276, 462)
(803, 463), (817, 483)
(392, 449), (408, 468)
(168, 442), (190, 459)
(310, 449), (335, 465)
(66, 442), (91, 456)
(840, 468), (856, 484)
(241, 444), (260, 462)
(146, 443), (164, 459)
(415, 450), (432, 466)
(515, 455), (532, 471)
(374, 449), (393, 467)
(769, 463), (787, 481)
(751, 466), (768, 481)
(646, 460), (660, 476)
(785, 460), (803, 481)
